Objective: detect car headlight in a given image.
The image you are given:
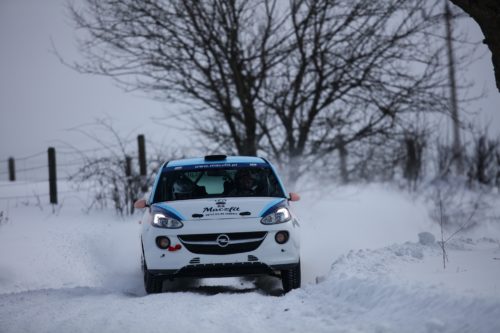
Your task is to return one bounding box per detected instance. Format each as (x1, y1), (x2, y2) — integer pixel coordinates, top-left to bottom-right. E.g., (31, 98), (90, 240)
(152, 213), (183, 229)
(260, 207), (292, 225)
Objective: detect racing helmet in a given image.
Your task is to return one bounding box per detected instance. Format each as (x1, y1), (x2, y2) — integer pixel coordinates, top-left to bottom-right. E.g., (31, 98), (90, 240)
(235, 169), (255, 190)
(172, 177), (193, 200)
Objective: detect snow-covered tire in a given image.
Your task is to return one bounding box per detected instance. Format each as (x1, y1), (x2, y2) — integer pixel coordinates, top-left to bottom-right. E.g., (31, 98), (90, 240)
(281, 261), (301, 293)
(144, 267), (163, 294)
(142, 244), (162, 294)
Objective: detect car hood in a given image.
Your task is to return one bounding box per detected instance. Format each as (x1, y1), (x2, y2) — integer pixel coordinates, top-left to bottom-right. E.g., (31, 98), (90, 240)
(152, 197), (287, 221)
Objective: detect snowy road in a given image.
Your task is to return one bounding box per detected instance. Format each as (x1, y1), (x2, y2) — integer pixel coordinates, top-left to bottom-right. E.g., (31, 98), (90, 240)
(2, 241), (499, 333)
(1, 184), (499, 332)
(2, 268), (499, 333)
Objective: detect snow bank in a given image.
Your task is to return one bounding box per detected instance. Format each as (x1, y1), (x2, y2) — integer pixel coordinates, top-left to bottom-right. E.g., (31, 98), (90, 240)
(0, 192), (143, 295)
(296, 183), (434, 283)
(314, 237), (500, 332)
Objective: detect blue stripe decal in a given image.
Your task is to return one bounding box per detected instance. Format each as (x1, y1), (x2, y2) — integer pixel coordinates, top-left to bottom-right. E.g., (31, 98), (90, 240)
(259, 198), (286, 217)
(154, 203), (186, 221)
(148, 170), (162, 203)
(268, 163), (287, 195)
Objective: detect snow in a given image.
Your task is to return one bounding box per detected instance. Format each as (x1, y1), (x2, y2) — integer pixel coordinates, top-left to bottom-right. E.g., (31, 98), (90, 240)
(1, 181), (500, 333)
(300, 184), (433, 283)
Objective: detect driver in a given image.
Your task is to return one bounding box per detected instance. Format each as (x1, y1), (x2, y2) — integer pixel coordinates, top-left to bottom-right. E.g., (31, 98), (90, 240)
(172, 177), (193, 200)
(232, 169), (257, 195)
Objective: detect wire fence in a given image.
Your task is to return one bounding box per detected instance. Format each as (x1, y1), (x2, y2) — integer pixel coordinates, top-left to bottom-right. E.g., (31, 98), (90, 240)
(0, 135), (147, 203)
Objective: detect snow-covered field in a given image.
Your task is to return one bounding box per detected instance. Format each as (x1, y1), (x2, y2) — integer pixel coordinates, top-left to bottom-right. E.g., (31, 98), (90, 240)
(1, 182), (499, 333)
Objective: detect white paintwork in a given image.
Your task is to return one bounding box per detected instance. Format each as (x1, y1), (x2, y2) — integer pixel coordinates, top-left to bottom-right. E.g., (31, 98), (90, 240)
(141, 197), (300, 272)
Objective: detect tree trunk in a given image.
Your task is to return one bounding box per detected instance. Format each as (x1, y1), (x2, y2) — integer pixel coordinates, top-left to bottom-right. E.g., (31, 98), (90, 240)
(445, 1), (464, 174)
(338, 136), (349, 184)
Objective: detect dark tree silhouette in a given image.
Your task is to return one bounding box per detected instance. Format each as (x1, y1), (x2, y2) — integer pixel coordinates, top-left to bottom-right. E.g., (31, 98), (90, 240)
(67, 0), (459, 184)
(449, 0), (500, 92)
(257, 0), (451, 181)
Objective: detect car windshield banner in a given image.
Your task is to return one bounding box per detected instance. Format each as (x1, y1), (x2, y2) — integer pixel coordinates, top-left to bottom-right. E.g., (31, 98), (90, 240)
(164, 162), (269, 172)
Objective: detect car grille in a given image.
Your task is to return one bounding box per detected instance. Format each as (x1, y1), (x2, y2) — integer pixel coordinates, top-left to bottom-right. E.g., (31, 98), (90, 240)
(178, 231), (267, 255)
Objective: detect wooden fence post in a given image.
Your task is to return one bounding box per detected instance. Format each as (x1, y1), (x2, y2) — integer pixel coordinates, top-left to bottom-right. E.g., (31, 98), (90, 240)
(137, 134), (146, 176)
(125, 155), (134, 214)
(8, 157), (15, 181)
(125, 155), (132, 178)
(137, 134), (147, 191)
(48, 147), (57, 204)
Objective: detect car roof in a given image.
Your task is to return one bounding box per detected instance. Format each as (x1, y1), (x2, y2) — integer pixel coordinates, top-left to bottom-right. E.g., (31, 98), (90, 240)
(165, 156), (268, 169)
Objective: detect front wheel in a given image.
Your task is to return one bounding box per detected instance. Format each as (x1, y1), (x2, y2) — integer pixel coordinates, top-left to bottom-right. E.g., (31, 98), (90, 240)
(142, 253), (163, 294)
(281, 261), (301, 293)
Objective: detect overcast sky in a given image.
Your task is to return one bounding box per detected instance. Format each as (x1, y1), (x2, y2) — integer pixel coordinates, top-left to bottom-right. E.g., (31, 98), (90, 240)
(1, 0), (499, 161)
(0, 0), (181, 161)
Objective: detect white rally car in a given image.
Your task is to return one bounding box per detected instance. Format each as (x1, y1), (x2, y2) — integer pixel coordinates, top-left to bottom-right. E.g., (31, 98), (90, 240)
(134, 155), (301, 294)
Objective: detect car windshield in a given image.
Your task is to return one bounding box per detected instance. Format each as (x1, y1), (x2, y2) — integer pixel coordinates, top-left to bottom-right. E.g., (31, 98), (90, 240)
(153, 166), (285, 202)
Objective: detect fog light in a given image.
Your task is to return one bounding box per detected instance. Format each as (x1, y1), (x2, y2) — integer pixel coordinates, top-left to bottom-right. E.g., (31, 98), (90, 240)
(275, 231), (289, 244)
(156, 236), (171, 249)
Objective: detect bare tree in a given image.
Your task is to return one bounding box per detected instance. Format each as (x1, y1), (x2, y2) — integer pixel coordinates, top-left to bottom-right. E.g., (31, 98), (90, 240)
(258, 0), (454, 183)
(402, 129), (427, 190)
(467, 131), (499, 186)
(67, 0), (462, 185)
(430, 183), (488, 269)
(68, 0), (289, 156)
(0, 210), (9, 226)
(67, 120), (154, 215)
(313, 133), (404, 185)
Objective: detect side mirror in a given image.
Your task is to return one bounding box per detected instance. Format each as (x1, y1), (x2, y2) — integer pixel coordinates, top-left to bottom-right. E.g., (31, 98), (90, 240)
(134, 198), (148, 209)
(289, 192), (300, 202)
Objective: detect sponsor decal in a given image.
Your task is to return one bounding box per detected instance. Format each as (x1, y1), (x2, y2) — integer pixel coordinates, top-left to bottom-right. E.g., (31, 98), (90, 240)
(216, 199), (226, 207)
(194, 163), (238, 169)
(164, 162), (269, 172)
(202, 199), (240, 216)
(202, 206), (240, 215)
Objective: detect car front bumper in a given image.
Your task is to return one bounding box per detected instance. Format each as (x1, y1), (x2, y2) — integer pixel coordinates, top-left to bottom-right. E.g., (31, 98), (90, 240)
(142, 217), (300, 277)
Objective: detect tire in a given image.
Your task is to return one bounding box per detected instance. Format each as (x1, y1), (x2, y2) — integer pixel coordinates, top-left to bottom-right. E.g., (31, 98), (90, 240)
(281, 261), (301, 293)
(142, 249), (163, 294)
